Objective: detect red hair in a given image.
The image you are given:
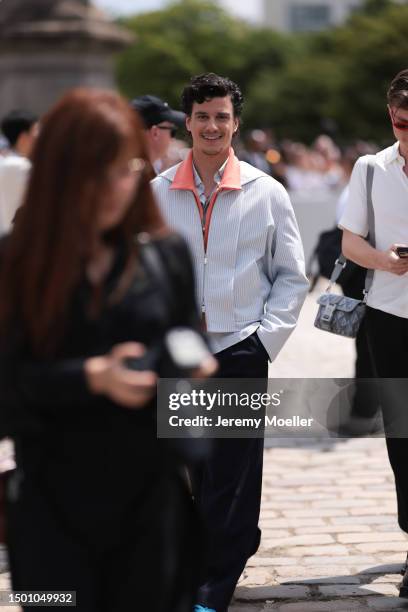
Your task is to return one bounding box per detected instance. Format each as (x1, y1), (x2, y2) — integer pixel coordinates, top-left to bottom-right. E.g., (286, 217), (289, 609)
(0, 88), (167, 355)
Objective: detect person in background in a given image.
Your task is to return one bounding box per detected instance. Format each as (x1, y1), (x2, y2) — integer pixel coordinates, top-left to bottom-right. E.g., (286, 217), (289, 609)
(0, 110), (38, 232)
(0, 135), (10, 157)
(340, 69), (408, 597)
(239, 130), (288, 187)
(131, 95), (185, 174)
(312, 134), (344, 190)
(240, 129), (273, 175)
(0, 88), (216, 612)
(283, 141), (326, 191)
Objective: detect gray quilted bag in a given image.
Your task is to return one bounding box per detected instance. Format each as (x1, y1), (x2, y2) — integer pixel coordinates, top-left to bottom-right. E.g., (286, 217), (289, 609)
(314, 294), (366, 338)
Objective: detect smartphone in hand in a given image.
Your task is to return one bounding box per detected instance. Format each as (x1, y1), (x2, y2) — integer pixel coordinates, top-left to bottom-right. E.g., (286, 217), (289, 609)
(124, 328), (212, 378)
(395, 246), (408, 258)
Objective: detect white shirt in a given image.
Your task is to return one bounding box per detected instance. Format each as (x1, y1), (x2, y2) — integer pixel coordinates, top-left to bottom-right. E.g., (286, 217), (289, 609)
(193, 159), (227, 211)
(0, 153), (31, 232)
(336, 185), (349, 225)
(339, 142), (408, 319)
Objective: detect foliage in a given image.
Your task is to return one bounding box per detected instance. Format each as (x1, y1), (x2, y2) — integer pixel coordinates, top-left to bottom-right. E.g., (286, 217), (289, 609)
(329, 5), (408, 142)
(115, 0), (408, 143)
(116, 0), (292, 109)
(356, 0), (395, 16)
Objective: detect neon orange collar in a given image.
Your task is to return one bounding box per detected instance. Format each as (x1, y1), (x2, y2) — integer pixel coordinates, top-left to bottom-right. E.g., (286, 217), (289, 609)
(171, 148), (242, 192)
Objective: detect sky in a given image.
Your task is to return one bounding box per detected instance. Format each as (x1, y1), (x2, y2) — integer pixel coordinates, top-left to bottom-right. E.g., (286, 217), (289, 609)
(93, 0), (262, 22)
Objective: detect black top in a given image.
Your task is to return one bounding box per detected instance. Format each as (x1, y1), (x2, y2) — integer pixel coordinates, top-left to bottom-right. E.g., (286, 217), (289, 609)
(0, 233), (202, 542)
(0, 233), (200, 438)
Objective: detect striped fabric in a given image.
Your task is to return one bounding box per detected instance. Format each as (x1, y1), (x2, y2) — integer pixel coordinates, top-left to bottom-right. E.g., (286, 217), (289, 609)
(151, 157), (309, 361)
(192, 160), (227, 212)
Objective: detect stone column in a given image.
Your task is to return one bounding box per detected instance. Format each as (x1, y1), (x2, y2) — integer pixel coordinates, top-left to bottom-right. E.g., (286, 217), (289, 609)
(0, 0), (134, 118)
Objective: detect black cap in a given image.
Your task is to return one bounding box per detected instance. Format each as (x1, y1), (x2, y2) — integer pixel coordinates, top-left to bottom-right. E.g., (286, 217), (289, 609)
(131, 95), (186, 129)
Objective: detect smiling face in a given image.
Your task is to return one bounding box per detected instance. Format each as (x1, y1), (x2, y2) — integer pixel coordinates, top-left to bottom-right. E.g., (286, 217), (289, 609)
(186, 96), (239, 159)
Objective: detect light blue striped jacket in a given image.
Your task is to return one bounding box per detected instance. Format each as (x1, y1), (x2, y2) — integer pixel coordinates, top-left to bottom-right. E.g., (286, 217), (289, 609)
(151, 150), (309, 361)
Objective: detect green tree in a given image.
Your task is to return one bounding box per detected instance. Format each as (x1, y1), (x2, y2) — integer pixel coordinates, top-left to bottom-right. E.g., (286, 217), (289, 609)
(116, 0), (291, 111)
(245, 2), (408, 142)
(330, 4), (408, 141)
(356, 0), (394, 16)
(115, 0), (408, 143)
(117, 0), (247, 107)
(244, 56), (339, 142)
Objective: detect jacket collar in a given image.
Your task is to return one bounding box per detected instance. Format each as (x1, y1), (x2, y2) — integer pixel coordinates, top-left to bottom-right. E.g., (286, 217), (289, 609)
(383, 141), (405, 166)
(170, 148), (242, 192)
(158, 150), (270, 188)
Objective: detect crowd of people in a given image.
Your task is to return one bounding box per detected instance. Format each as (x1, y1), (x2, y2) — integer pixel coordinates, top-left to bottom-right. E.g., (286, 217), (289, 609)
(123, 115), (381, 197)
(239, 131), (378, 193)
(0, 103), (381, 233)
(0, 67), (407, 612)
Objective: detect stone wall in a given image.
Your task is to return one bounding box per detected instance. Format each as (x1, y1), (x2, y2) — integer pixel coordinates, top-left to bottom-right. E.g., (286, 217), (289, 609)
(0, 52), (116, 117)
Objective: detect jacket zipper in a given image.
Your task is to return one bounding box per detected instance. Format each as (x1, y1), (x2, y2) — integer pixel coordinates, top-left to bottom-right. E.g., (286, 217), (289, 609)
(200, 189), (220, 316)
(201, 255), (208, 315)
(201, 197), (210, 315)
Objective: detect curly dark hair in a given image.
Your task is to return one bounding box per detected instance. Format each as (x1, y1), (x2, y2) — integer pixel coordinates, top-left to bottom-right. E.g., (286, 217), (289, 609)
(387, 69), (408, 110)
(181, 73), (244, 117)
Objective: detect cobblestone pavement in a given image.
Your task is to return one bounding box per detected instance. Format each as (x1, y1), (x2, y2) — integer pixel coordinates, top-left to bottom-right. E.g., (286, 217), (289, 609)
(230, 285), (408, 611)
(231, 437), (407, 612)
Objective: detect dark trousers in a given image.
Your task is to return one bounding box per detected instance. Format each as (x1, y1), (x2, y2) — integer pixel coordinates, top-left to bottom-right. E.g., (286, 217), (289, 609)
(351, 317), (379, 419)
(341, 268), (378, 418)
(365, 306), (408, 532)
(191, 333), (268, 612)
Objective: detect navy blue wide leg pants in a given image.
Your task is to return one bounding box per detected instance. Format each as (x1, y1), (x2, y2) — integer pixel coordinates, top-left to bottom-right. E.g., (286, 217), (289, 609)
(191, 332), (269, 612)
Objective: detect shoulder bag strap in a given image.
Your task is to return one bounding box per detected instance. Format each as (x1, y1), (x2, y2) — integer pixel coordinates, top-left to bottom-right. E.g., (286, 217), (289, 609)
(327, 157), (376, 297)
(364, 157), (376, 296)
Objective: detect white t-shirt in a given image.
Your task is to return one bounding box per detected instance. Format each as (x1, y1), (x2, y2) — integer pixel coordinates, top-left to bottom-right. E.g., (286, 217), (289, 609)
(339, 142), (408, 319)
(0, 153), (31, 233)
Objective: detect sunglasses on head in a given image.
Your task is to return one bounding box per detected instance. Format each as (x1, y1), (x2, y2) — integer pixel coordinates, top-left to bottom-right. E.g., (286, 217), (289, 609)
(390, 108), (408, 131)
(156, 125), (178, 138)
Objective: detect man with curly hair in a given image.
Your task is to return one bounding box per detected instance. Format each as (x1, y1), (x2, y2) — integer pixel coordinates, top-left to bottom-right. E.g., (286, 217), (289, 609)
(152, 73), (308, 612)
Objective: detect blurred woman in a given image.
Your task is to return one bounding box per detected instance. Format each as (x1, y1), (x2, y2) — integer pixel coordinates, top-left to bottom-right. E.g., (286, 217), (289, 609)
(0, 88), (215, 611)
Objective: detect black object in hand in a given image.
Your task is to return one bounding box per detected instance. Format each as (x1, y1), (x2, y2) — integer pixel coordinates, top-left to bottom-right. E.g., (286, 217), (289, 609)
(396, 246), (408, 258)
(124, 346), (161, 372)
(124, 328), (211, 378)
